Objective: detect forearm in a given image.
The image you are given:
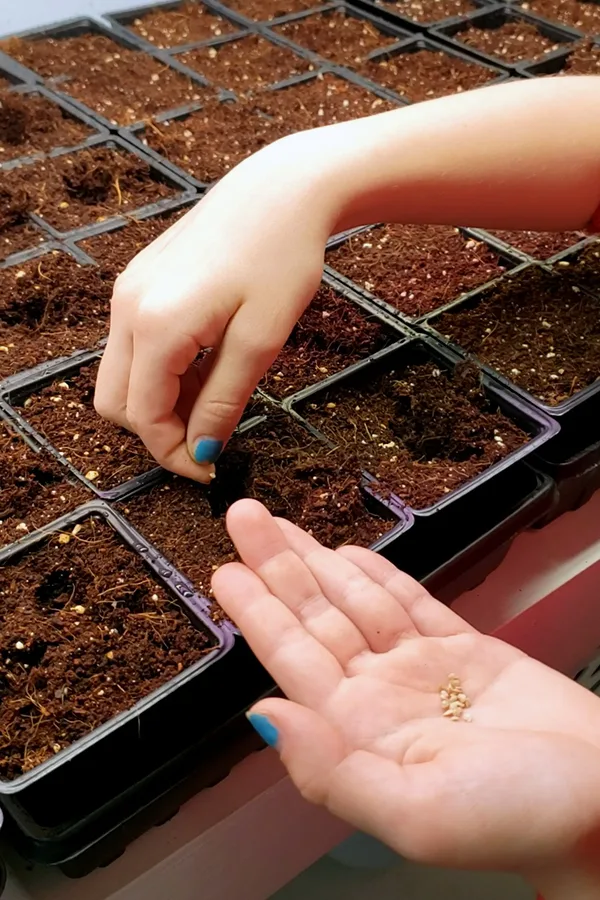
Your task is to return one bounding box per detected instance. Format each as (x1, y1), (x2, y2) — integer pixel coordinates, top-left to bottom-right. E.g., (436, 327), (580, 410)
(280, 76), (600, 235)
(531, 869), (600, 900)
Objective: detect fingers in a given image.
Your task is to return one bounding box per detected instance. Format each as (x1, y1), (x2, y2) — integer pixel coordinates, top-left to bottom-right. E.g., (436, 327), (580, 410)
(337, 546), (478, 639)
(94, 325), (133, 430)
(276, 518), (418, 652)
(226, 499), (368, 665)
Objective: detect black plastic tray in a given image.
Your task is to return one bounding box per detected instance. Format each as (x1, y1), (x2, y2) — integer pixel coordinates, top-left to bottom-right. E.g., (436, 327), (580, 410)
(461, 225), (592, 266)
(430, 4), (581, 71)
(344, 0), (499, 34)
(502, 0), (600, 43)
(518, 35), (599, 77)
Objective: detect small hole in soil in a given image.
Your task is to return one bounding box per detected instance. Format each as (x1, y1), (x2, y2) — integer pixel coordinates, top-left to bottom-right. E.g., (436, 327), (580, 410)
(35, 569), (76, 609)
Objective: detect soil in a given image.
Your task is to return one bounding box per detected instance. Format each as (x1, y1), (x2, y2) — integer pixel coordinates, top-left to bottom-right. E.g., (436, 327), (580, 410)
(177, 34), (309, 92)
(225, 0), (316, 19)
(434, 266), (600, 405)
(0, 516), (214, 779)
(456, 20), (562, 63)
(2, 34), (209, 127)
(490, 229), (587, 259)
(0, 91), (92, 163)
(327, 225), (509, 317)
(552, 241), (600, 292)
(0, 420), (88, 549)
(299, 359), (526, 510)
(260, 285), (394, 398)
(141, 99), (286, 183)
(79, 207), (190, 274)
(521, 0), (600, 35)
(127, 2), (236, 48)
(275, 9), (397, 66)
(0, 252), (113, 380)
(374, 0), (480, 23)
(15, 362), (157, 492)
(562, 39), (600, 72)
(360, 48), (497, 101)
(259, 74), (395, 128)
(120, 411), (397, 605)
(0, 213), (47, 264)
(2, 146), (177, 235)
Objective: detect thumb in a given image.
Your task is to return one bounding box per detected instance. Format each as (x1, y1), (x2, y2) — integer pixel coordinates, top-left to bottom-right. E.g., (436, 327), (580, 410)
(247, 698), (346, 806)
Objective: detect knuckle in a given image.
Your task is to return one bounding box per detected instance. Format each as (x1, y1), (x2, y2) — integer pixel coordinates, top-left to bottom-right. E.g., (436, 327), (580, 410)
(202, 395), (243, 421)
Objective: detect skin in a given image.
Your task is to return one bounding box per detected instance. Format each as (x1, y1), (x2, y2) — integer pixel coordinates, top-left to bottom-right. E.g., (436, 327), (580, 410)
(95, 75), (600, 481)
(213, 500), (600, 900)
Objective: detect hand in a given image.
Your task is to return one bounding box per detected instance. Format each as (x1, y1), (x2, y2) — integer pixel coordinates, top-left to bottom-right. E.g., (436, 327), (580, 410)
(94, 132), (336, 481)
(213, 500), (600, 891)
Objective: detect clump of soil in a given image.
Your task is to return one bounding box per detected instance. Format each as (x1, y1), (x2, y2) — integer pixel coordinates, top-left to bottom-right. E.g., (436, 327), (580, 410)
(374, 0), (480, 23)
(434, 267), (600, 405)
(300, 360), (526, 509)
(456, 20), (562, 63)
(275, 9), (396, 65)
(178, 35), (309, 92)
(79, 207), (189, 274)
(489, 229), (587, 259)
(121, 412), (396, 603)
(360, 48), (497, 101)
(2, 34), (209, 126)
(0, 91), (92, 162)
(0, 421), (88, 549)
(127, 2), (236, 48)
(327, 225), (509, 317)
(141, 99), (286, 183)
(226, 0), (316, 19)
(259, 74), (395, 128)
(561, 39), (600, 73)
(0, 252), (113, 380)
(2, 146), (177, 234)
(0, 182), (47, 262)
(552, 241), (600, 291)
(0, 517), (214, 779)
(16, 362), (157, 492)
(521, 0), (600, 35)
(261, 285), (394, 398)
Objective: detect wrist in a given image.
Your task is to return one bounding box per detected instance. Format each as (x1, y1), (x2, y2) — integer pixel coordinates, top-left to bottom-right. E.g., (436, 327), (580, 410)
(529, 866), (600, 900)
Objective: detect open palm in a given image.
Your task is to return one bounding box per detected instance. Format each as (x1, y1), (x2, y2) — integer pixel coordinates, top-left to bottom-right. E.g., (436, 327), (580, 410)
(213, 500), (600, 874)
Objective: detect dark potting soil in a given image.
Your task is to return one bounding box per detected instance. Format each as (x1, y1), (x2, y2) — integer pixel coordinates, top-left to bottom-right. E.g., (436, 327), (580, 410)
(15, 362), (157, 492)
(121, 412), (396, 603)
(374, 0), (479, 23)
(300, 361), (526, 509)
(225, 0), (316, 20)
(456, 20), (561, 63)
(2, 34), (208, 127)
(360, 48), (497, 101)
(327, 225), (509, 317)
(141, 99), (286, 183)
(0, 213), (47, 264)
(552, 242), (600, 292)
(562, 39), (600, 72)
(490, 229), (587, 259)
(259, 74), (395, 128)
(260, 285), (394, 398)
(275, 9), (396, 66)
(0, 421), (88, 550)
(0, 91), (92, 163)
(0, 517), (214, 779)
(127, 2), (236, 48)
(177, 35), (309, 92)
(79, 207), (189, 274)
(0, 252), (113, 380)
(2, 146), (177, 235)
(435, 267), (600, 405)
(521, 0), (600, 35)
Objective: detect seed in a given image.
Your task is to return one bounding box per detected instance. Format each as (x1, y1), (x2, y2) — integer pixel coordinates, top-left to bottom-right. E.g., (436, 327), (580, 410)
(72, 605), (86, 614)
(85, 470), (100, 481)
(106, 651), (114, 660)
(72, 524), (82, 536)
(58, 533), (71, 544)
(15, 641), (24, 651)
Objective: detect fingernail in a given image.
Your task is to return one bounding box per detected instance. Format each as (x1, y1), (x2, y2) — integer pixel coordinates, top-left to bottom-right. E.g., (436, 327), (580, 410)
(193, 437), (223, 465)
(246, 713), (279, 749)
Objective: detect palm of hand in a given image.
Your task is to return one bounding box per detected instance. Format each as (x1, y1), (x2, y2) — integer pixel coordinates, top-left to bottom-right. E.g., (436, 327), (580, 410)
(213, 500), (600, 873)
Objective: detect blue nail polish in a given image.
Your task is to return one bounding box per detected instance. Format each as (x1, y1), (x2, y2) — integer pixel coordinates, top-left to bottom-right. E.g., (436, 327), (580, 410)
(247, 713), (279, 749)
(193, 437), (223, 465)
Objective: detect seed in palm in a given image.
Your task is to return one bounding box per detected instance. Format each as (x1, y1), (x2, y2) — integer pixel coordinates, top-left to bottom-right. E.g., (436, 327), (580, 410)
(440, 674), (472, 722)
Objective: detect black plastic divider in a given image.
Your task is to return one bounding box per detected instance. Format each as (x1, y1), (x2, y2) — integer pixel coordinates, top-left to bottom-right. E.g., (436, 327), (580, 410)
(430, 4), (581, 70)
(500, 0), (599, 43)
(0, 52), (41, 86)
(518, 36), (599, 77)
(344, 0), (499, 33)
(117, 112), (209, 190)
(461, 227), (594, 266)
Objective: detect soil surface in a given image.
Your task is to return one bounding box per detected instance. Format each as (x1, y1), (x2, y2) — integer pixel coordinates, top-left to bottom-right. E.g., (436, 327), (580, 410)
(226, 0), (316, 19)
(141, 99), (286, 182)
(374, 0), (479, 23)
(300, 359), (526, 510)
(552, 241), (600, 292)
(434, 266), (600, 405)
(121, 411), (397, 604)
(0, 516), (214, 779)
(521, 0), (600, 35)
(490, 229), (587, 259)
(327, 225), (509, 317)
(16, 362), (157, 492)
(0, 215), (47, 264)
(2, 146), (177, 235)
(260, 74), (395, 128)
(178, 34), (309, 92)
(0, 421), (87, 549)
(275, 9), (397, 66)
(2, 34), (209, 127)
(562, 39), (600, 72)
(261, 285), (394, 398)
(79, 207), (190, 274)
(0, 91), (92, 163)
(0, 252), (113, 380)
(361, 48), (497, 101)
(456, 20), (562, 63)
(127, 2), (236, 48)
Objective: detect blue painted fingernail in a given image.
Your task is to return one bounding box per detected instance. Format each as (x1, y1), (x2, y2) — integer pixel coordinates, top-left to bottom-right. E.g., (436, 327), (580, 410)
(247, 713), (279, 749)
(193, 437), (223, 465)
